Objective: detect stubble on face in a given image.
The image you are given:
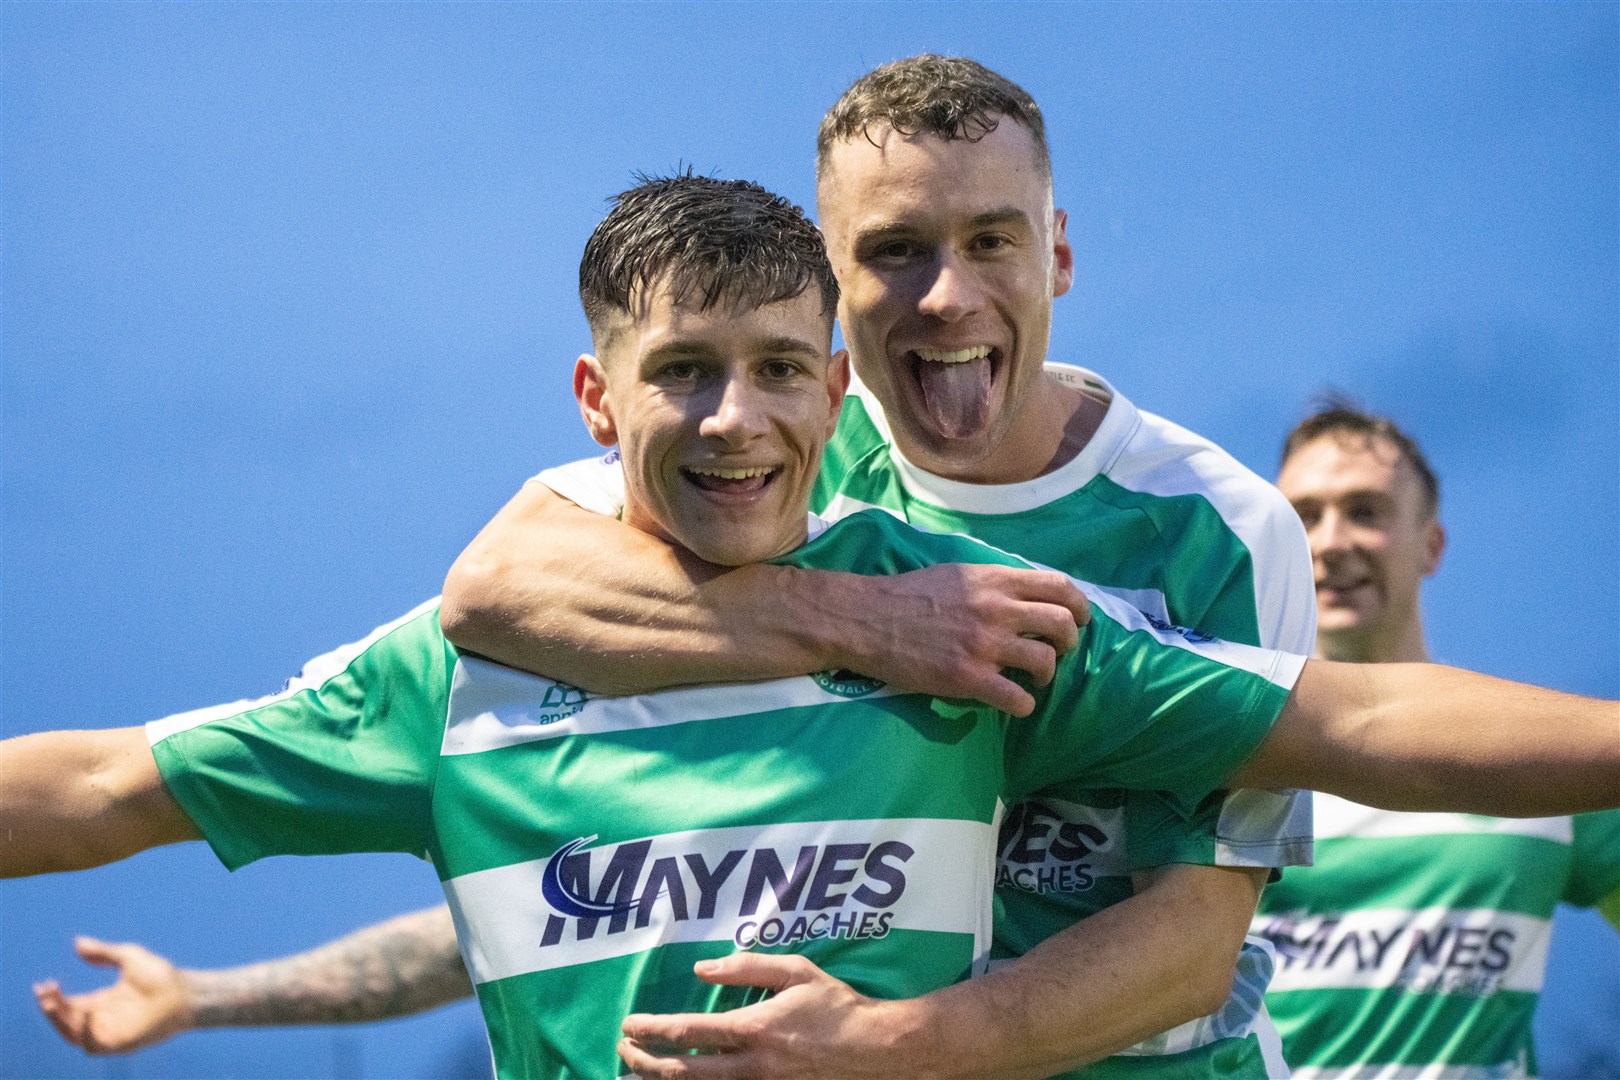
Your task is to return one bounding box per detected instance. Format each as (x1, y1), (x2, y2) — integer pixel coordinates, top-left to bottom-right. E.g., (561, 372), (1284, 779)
(816, 122), (1083, 485)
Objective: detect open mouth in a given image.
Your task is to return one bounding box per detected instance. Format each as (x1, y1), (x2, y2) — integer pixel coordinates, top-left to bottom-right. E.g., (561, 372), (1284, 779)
(908, 345), (1001, 439)
(682, 465), (779, 495)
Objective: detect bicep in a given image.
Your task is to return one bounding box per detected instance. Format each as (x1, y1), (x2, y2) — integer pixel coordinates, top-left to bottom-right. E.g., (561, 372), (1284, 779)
(1226, 658), (1367, 793)
(1, 726), (199, 876)
(99, 727), (202, 848)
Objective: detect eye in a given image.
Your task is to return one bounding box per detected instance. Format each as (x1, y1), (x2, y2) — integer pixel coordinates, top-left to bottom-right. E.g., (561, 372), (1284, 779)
(863, 237), (921, 263)
(1341, 496), (1388, 527)
(1292, 504), (1321, 530)
(761, 359), (804, 381)
(972, 233), (1012, 252)
(659, 360), (702, 382)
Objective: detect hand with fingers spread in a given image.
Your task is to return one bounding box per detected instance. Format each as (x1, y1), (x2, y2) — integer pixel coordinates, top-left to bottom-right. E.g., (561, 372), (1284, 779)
(836, 562), (1091, 717)
(34, 936), (193, 1055)
(619, 953), (932, 1080)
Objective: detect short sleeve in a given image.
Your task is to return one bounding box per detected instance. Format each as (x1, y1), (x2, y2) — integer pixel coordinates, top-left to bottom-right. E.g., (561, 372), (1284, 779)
(148, 601), (456, 871)
(1008, 587), (1304, 818)
(1565, 808), (1620, 909)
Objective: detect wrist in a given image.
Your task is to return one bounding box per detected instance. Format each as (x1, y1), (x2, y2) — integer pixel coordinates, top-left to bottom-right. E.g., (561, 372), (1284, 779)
(763, 565), (859, 673)
(870, 992), (959, 1080)
(170, 968), (211, 1032)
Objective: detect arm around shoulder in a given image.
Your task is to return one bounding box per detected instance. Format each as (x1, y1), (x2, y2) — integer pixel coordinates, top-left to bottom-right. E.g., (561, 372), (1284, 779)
(439, 483), (1090, 712)
(439, 481), (848, 692)
(1, 726), (200, 878)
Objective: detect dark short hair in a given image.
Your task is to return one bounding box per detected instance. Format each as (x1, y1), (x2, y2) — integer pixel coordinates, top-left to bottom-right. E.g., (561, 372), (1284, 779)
(817, 54), (1050, 180)
(1281, 396), (1441, 516)
(578, 172), (838, 338)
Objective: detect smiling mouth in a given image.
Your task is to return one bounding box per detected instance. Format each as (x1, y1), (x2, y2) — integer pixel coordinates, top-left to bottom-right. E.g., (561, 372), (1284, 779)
(908, 345), (1000, 439)
(682, 465), (779, 495)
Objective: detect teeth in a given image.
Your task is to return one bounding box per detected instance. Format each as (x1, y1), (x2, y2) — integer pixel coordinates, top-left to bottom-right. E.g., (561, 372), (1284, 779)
(915, 346), (992, 364)
(688, 466), (774, 480)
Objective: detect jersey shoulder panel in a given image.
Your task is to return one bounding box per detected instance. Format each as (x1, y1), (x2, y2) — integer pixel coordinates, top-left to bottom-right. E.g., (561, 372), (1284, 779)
(148, 600), (455, 869)
(1106, 404), (1316, 655)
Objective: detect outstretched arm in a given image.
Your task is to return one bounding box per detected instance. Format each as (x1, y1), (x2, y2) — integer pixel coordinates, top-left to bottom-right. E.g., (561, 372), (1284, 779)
(0, 727), (199, 878)
(34, 906), (470, 1055)
(1232, 659), (1620, 816)
(619, 863), (1266, 1080)
(441, 482), (1090, 716)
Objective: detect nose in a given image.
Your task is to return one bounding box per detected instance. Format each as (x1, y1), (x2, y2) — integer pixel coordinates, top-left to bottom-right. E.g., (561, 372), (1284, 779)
(698, 374), (769, 446)
(917, 252), (984, 323)
(1309, 508), (1354, 560)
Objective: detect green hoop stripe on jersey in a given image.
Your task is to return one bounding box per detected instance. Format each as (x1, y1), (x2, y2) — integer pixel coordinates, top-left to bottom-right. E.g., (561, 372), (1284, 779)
(151, 509), (1301, 1080)
(1256, 794), (1620, 1079)
(533, 363), (1319, 1076)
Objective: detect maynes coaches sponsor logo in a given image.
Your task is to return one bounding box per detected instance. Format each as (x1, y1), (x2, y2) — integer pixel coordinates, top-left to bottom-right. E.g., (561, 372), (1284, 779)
(540, 833), (911, 951)
(1254, 908), (1550, 997)
(444, 817), (994, 984)
(996, 799), (1125, 895)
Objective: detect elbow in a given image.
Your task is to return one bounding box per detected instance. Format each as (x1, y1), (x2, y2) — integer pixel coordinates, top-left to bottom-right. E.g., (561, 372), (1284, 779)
(1179, 956), (1237, 1021)
(439, 542), (512, 652)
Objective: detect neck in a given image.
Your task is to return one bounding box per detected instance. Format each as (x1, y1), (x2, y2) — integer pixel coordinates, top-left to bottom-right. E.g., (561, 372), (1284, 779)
(1316, 615), (1431, 665)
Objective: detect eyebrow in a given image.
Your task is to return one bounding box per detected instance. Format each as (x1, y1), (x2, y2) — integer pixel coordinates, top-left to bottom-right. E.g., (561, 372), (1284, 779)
(753, 335), (824, 357)
(852, 207), (1034, 243)
(643, 335), (824, 362)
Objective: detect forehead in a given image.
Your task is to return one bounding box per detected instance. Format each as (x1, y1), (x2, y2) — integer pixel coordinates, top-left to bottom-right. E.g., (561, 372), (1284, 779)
(600, 285), (832, 365)
(1278, 433), (1423, 504)
(817, 121), (1050, 229)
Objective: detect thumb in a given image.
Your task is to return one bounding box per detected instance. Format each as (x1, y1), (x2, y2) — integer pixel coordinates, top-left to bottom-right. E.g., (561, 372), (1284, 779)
(73, 936), (135, 969)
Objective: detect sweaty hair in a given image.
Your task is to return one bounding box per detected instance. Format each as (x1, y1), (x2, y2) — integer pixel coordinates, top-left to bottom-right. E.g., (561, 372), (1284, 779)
(578, 172), (838, 339)
(1281, 396), (1441, 516)
(816, 54), (1050, 179)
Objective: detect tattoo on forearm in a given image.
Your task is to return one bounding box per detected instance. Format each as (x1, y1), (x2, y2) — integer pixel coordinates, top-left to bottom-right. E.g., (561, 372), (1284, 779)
(186, 906), (471, 1028)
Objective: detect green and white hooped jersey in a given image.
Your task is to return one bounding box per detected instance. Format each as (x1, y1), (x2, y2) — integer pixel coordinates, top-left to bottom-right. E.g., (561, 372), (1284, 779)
(150, 510), (1300, 1080)
(1254, 795), (1620, 1079)
(816, 363), (1318, 1078)
(538, 363), (1319, 1077)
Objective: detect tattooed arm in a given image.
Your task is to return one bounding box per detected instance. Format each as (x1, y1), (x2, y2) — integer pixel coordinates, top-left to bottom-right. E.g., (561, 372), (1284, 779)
(33, 906), (470, 1054)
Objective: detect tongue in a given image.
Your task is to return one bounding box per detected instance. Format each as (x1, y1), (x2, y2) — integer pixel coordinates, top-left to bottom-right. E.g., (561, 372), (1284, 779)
(916, 357), (992, 438)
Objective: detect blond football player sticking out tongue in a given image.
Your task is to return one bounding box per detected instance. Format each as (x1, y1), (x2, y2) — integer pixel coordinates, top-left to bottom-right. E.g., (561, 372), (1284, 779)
(819, 118), (1096, 483)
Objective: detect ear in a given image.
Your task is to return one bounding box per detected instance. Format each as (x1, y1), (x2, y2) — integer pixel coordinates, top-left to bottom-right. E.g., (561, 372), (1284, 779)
(1422, 519), (1446, 577)
(1050, 208), (1075, 299)
(824, 349), (851, 438)
(573, 354), (618, 448)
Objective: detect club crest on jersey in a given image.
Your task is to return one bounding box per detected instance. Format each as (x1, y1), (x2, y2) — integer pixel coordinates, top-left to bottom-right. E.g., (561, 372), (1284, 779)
(811, 669), (886, 698)
(537, 833), (912, 951)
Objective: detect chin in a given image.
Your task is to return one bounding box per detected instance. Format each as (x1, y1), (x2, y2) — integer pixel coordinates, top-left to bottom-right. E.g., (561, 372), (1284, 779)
(1317, 611), (1372, 634)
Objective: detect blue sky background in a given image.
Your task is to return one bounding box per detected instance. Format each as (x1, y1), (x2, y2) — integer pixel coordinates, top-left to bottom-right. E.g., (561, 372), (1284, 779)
(2, 3), (1615, 1077)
